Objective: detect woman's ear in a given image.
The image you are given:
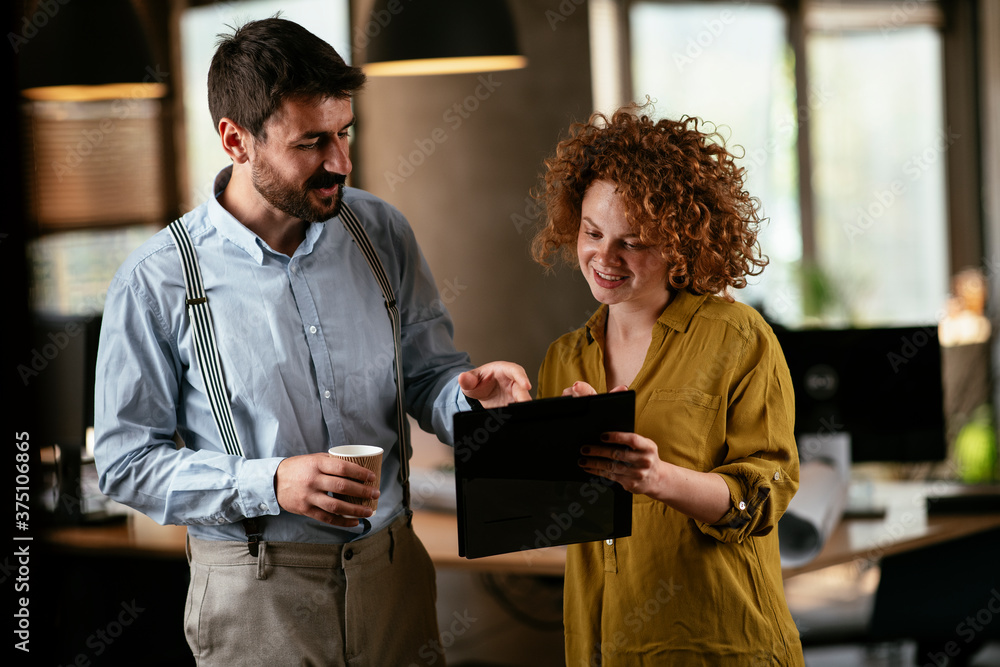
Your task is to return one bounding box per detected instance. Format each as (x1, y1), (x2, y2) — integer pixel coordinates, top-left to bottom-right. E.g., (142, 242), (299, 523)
(218, 117), (252, 164)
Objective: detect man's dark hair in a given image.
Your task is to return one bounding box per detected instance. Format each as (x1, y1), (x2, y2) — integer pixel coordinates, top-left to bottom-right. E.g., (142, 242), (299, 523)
(208, 17), (366, 140)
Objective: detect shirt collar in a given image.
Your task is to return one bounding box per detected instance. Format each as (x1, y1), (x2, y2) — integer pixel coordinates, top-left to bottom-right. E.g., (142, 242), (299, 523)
(584, 306), (608, 346)
(656, 290), (709, 333)
(205, 166), (326, 264)
(584, 290), (709, 343)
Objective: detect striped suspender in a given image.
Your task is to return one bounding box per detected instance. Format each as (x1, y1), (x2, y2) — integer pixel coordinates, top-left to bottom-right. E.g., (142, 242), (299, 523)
(168, 219), (262, 555)
(168, 203), (411, 557)
(168, 219), (245, 458)
(339, 203), (411, 506)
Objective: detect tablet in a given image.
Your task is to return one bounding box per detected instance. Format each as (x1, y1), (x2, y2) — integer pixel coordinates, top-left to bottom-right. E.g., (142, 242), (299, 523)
(452, 391), (635, 559)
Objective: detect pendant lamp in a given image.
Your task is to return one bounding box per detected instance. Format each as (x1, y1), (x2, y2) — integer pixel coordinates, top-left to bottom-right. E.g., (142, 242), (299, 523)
(363, 0), (527, 76)
(17, 0), (166, 102)
(17, 0), (168, 230)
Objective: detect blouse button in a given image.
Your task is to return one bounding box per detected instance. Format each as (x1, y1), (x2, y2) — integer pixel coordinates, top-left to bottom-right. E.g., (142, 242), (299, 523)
(605, 539), (614, 546)
(309, 325), (318, 334)
(774, 471), (781, 481)
(324, 390), (332, 399)
(738, 501), (747, 511)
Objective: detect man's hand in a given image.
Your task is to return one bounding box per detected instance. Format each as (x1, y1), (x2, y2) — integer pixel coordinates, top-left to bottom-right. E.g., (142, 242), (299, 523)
(274, 453), (379, 527)
(458, 361), (532, 408)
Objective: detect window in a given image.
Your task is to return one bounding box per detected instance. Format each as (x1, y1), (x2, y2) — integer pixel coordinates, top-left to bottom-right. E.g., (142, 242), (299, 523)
(617, 0), (950, 328)
(807, 22), (948, 327)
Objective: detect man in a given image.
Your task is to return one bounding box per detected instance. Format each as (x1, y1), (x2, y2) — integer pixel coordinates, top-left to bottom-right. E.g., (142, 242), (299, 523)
(94, 18), (530, 666)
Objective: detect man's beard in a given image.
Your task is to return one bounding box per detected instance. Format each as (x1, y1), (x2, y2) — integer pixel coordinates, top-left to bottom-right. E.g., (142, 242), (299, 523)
(251, 154), (347, 223)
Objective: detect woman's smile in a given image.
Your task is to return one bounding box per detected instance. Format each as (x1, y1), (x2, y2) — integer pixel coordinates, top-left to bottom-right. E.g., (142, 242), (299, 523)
(578, 180), (670, 312)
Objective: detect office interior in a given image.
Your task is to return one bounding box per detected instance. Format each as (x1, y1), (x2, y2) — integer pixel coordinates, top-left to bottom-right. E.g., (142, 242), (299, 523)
(6, 0), (1000, 665)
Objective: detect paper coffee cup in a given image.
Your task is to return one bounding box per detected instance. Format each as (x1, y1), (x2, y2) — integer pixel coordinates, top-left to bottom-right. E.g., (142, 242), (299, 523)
(327, 445), (383, 517)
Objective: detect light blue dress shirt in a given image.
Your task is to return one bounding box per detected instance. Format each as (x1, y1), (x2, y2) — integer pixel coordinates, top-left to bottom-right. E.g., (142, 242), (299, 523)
(94, 169), (473, 543)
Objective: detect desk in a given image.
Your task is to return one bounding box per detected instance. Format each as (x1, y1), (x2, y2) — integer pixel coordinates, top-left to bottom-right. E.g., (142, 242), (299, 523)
(42, 508), (568, 576)
(781, 480), (1000, 578)
(45, 482), (1000, 579)
(40, 482), (1000, 664)
(412, 509), (567, 575)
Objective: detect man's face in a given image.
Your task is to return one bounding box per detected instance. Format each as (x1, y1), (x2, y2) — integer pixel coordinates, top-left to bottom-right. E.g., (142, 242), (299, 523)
(249, 95), (354, 223)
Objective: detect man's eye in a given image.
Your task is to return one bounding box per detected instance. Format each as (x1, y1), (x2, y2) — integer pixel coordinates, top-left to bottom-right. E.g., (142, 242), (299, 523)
(298, 142), (319, 150)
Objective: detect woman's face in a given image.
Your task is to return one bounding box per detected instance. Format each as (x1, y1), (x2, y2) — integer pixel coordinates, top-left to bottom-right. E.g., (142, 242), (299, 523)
(577, 180), (670, 313)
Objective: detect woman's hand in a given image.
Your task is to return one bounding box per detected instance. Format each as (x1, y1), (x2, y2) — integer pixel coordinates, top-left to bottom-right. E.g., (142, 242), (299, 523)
(580, 431), (732, 524)
(563, 383), (728, 521)
(561, 381), (629, 397)
(579, 431), (667, 497)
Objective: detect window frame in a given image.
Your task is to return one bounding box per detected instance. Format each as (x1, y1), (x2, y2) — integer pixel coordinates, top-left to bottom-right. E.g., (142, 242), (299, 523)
(610, 0), (984, 288)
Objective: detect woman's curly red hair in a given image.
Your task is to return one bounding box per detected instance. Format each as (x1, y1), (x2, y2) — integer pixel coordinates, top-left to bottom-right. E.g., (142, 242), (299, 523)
(531, 104), (768, 297)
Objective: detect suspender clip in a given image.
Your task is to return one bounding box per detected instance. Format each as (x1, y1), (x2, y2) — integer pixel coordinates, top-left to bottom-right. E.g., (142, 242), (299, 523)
(242, 518), (263, 558)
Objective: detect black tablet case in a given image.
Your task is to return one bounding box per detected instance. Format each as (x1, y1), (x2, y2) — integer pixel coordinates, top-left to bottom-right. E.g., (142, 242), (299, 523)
(453, 391), (635, 559)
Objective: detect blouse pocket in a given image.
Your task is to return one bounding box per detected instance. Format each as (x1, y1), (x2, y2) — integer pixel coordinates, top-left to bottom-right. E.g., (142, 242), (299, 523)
(640, 387), (722, 472)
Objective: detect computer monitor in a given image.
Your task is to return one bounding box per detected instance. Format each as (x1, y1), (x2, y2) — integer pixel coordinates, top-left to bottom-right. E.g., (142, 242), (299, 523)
(772, 325), (947, 463)
(29, 313), (103, 523)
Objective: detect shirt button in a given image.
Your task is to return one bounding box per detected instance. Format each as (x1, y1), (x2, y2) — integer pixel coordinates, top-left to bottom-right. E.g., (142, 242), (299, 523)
(309, 325), (317, 334)
(344, 549), (354, 561)
(324, 390), (332, 399)
(738, 501), (747, 511)
(774, 471), (781, 481)
(258, 503), (268, 511)
(217, 517), (226, 524)
(605, 539), (614, 546)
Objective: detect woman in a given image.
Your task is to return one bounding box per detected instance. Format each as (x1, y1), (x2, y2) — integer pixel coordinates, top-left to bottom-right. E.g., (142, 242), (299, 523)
(532, 105), (804, 666)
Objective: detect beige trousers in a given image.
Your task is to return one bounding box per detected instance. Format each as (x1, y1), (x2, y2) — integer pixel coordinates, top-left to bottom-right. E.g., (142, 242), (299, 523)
(184, 512), (441, 667)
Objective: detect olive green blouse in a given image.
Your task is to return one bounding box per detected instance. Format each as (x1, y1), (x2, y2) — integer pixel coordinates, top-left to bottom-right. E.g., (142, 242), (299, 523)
(538, 290), (805, 666)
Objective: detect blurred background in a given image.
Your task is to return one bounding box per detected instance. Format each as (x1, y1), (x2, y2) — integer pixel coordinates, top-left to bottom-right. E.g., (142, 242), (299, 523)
(6, 0), (1000, 665)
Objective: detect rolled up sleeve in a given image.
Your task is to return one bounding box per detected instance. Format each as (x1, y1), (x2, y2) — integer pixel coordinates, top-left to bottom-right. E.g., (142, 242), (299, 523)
(697, 325), (799, 543)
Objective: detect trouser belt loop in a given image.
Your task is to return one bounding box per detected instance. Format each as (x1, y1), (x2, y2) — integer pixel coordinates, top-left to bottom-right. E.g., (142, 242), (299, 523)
(256, 541), (268, 580)
(388, 522), (396, 563)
